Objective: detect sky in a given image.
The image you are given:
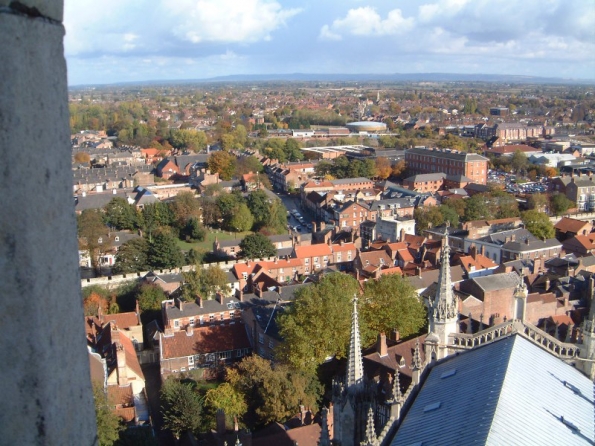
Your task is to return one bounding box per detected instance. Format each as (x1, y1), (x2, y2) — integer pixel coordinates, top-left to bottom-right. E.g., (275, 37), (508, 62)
(64, 0), (595, 86)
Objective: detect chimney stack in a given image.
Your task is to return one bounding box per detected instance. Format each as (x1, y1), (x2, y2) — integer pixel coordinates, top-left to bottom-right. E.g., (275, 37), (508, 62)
(377, 333), (388, 357)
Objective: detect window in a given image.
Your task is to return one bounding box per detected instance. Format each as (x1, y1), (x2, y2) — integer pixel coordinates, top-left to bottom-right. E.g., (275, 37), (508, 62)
(229, 310), (235, 319)
(199, 316), (204, 325)
(114, 236), (119, 242)
(242, 272), (247, 280)
(220, 312), (224, 321)
(236, 349), (244, 358)
(174, 320), (179, 328)
(206, 353), (216, 363)
(189, 317), (195, 326)
(218, 351), (231, 360)
(305, 258), (309, 264)
(209, 314), (215, 323)
(188, 356), (194, 365)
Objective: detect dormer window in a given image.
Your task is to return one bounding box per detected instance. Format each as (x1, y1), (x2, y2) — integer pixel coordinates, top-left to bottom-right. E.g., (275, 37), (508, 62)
(114, 236), (119, 242)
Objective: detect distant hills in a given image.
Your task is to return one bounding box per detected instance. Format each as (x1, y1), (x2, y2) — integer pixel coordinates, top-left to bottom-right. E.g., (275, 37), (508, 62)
(73, 72), (595, 88)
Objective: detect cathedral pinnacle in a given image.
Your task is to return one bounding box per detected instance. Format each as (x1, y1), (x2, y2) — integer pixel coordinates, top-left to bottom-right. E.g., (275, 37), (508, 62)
(362, 407), (376, 446)
(429, 229), (457, 323)
(412, 339), (422, 370)
(318, 407), (331, 446)
(347, 295), (364, 393)
(390, 369), (402, 403)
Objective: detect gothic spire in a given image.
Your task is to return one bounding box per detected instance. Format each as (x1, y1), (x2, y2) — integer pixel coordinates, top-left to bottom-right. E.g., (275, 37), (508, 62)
(429, 229), (457, 323)
(390, 369), (402, 403)
(362, 407), (376, 446)
(412, 338), (422, 370)
(347, 295), (364, 393)
(318, 407), (331, 446)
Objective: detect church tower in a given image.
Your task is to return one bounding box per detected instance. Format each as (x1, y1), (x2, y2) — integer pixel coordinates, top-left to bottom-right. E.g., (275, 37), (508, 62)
(426, 230), (458, 360)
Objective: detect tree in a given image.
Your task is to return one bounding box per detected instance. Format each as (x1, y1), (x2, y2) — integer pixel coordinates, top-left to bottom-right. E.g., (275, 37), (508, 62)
(182, 217), (206, 242)
(230, 203), (254, 232)
(74, 151), (91, 164)
(84, 291), (110, 316)
(464, 194), (493, 221)
(522, 210), (555, 239)
(391, 159), (406, 179)
(360, 274), (426, 340)
(137, 283), (167, 312)
(265, 199), (288, 234)
(239, 233), (276, 259)
(161, 379), (202, 439)
(78, 209), (111, 273)
(439, 205), (460, 227)
(169, 191), (202, 229)
(527, 193), (548, 212)
(413, 206), (445, 234)
(284, 138), (304, 161)
(181, 264), (230, 301)
(550, 193), (574, 216)
(208, 151), (237, 180)
(246, 190), (270, 228)
(204, 383), (247, 429)
(227, 356), (322, 427)
(113, 238), (149, 274)
(277, 273), (361, 372)
(93, 383), (124, 446)
(510, 150), (529, 174)
(104, 197), (138, 230)
(147, 229), (184, 269)
(375, 157), (392, 180)
(170, 128), (207, 152)
(140, 202), (174, 241)
(235, 156), (264, 177)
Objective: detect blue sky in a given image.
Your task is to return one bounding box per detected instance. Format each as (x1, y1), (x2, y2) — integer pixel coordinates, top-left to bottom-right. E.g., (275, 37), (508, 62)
(64, 0), (595, 85)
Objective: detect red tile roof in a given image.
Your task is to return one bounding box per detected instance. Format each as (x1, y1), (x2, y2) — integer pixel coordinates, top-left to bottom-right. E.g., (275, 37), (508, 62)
(161, 323), (251, 359)
(554, 217), (591, 234)
(295, 244), (332, 258)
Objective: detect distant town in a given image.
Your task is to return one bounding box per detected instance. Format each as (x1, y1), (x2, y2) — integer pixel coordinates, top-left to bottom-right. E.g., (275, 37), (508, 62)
(74, 81), (595, 445)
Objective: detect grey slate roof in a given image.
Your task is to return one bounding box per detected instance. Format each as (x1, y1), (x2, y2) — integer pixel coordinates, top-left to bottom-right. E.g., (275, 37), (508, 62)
(503, 237), (562, 252)
(406, 147), (488, 162)
(390, 335), (594, 446)
(405, 172), (446, 182)
(471, 271), (520, 292)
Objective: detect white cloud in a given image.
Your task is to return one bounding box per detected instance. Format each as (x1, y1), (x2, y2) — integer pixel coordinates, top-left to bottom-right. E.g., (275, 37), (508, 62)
(167, 0), (302, 44)
(319, 6), (414, 39)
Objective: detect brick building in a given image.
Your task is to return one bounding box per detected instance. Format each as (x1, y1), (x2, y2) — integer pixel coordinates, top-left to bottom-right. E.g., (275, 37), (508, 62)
(405, 147), (488, 185)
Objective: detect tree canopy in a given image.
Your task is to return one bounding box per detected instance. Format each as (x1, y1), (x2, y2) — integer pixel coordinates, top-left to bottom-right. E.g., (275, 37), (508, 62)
(93, 383), (124, 446)
(181, 264), (230, 301)
(239, 233), (277, 259)
(161, 378), (203, 439)
(278, 273), (426, 373)
(522, 210), (555, 239)
(104, 197), (138, 230)
(226, 355), (322, 428)
(147, 228), (184, 269)
(208, 151), (237, 180)
(113, 238), (149, 274)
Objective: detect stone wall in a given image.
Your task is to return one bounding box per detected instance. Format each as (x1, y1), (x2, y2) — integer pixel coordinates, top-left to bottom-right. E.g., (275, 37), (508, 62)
(0, 1), (97, 443)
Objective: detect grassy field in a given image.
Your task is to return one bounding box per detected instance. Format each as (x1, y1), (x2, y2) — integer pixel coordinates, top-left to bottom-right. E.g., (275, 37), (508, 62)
(176, 228), (252, 253)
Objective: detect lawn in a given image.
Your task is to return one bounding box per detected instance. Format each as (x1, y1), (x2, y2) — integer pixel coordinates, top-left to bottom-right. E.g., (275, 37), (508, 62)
(176, 228), (252, 253)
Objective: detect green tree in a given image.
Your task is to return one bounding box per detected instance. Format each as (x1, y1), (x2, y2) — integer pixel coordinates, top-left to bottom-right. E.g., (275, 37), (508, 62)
(360, 274), (426, 339)
(247, 190), (270, 227)
(265, 199), (288, 234)
(93, 383), (124, 446)
(161, 379), (203, 439)
(140, 202), (175, 241)
(550, 193), (574, 216)
(113, 238), (149, 274)
(277, 274), (361, 372)
(136, 283), (167, 312)
(78, 209), (111, 273)
(104, 197), (138, 230)
(235, 156), (264, 177)
(230, 203), (254, 232)
(227, 356), (322, 427)
(439, 205), (460, 227)
(464, 194), (493, 221)
(239, 233), (276, 259)
(510, 150), (529, 174)
(208, 151), (237, 180)
(414, 206), (445, 234)
(181, 264), (231, 301)
(204, 383), (247, 429)
(147, 229), (184, 269)
(522, 210), (555, 239)
(169, 191), (202, 229)
(170, 129), (207, 152)
(182, 217), (206, 242)
(284, 138), (304, 161)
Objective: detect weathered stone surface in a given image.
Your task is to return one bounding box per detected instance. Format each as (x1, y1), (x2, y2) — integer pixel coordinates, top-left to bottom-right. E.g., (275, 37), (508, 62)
(0, 0), (63, 22)
(0, 12), (97, 445)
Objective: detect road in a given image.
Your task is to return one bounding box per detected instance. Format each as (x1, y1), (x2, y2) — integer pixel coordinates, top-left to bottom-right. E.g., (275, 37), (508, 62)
(271, 191), (312, 234)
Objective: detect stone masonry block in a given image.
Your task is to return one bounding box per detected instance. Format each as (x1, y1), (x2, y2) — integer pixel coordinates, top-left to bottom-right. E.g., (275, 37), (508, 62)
(0, 13), (96, 445)
(0, 0), (63, 22)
